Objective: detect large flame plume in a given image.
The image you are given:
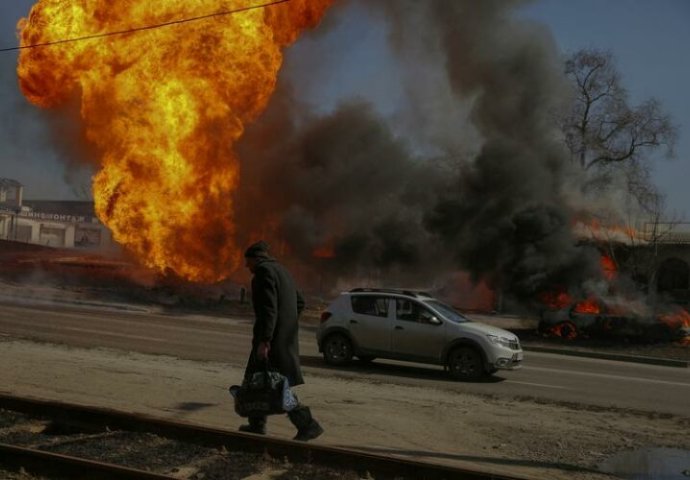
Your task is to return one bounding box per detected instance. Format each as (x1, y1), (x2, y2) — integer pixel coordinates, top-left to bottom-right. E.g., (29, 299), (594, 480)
(16, 0), (333, 282)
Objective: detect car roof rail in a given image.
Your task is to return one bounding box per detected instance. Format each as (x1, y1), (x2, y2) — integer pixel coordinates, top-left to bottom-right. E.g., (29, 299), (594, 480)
(349, 288), (433, 298)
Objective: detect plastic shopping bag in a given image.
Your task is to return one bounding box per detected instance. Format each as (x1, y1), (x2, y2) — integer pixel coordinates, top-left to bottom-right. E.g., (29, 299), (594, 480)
(229, 369), (299, 417)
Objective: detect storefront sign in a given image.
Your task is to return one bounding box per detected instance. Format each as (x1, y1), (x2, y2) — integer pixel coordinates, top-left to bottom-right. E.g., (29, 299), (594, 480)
(17, 211), (95, 223)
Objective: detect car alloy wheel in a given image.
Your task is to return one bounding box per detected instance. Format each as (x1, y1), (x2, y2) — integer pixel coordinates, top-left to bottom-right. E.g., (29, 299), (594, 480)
(323, 334), (353, 366)
(448, 346), (484, 381)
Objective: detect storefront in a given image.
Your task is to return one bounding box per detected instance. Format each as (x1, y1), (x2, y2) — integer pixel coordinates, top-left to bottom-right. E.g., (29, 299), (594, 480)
(0, 203), (113, 250)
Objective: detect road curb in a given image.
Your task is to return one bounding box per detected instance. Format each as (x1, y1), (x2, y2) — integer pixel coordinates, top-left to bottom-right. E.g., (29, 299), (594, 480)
(0, 296), (151, 314)
(522, 345), (689, 368)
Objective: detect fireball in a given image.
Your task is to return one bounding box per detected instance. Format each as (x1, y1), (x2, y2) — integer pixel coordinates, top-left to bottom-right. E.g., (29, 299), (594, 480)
(17, 0), (333, 282)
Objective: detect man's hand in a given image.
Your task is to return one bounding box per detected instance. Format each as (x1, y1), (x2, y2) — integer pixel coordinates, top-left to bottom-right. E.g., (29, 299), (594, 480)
(257, 341), (271, 361)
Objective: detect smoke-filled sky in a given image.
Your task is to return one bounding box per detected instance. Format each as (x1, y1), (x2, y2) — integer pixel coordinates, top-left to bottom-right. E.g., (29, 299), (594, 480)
(1, 0), (687, 299)
(0, 0), (688, 214)
(281, 0), (690, 215)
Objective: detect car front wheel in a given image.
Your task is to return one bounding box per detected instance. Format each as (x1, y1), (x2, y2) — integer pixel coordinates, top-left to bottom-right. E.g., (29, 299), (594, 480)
(447, 346), (485, 381)
(323, 334), (354, 366)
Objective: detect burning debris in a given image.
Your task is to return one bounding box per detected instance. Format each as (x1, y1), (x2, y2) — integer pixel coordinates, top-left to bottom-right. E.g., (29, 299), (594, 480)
(658, 309), (690, 346)
(539, 298), (690, 345)
(537, 252), (690, 344)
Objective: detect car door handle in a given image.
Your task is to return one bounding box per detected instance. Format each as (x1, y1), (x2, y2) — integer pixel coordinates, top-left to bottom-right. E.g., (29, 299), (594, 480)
(349, 319), (358, 324)
(395, 326), (404, 330)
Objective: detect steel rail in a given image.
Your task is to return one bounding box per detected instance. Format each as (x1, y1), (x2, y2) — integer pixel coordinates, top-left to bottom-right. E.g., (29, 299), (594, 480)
(0, 393), (529, 480)
(0, 442), (178, 480)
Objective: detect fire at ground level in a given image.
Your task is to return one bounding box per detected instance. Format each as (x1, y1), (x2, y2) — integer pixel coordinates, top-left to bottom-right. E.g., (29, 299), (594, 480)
(534, 240), (690, 345)
(2, 180), (690, 345)
(2, 233), (689, 348)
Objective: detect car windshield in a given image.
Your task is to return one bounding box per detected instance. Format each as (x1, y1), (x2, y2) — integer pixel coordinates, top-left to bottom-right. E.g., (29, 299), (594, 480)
(425, 300), (470, 323)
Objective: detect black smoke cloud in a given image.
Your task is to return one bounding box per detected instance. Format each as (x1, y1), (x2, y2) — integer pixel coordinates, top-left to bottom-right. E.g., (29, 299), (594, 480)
(235, 0), (603, 303)
(406, 0), (603, 298)
(236, 91), (446, 282)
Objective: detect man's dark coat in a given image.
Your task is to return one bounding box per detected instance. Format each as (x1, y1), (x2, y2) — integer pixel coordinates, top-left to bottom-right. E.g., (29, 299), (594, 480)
(245, 257), (305, 386)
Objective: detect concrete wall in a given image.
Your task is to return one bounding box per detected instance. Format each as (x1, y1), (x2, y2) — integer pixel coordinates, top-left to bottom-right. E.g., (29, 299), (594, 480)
(0, 214), (9, 238)
(0, 214), (113, 251)
(618, 243), (690, 301)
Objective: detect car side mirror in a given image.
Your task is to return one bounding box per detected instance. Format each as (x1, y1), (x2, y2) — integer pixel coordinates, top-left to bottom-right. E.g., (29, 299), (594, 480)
(427, 316), (441, 325)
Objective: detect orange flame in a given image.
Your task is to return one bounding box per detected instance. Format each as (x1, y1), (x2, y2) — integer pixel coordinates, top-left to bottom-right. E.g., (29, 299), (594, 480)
(312, 245), (335, 259)
(17, 0), (333, 282)
(546, 321), (578, 340)
(600, 254), (617, 281)
(658, 308), (690, 345)
(539, 290), (572, 309)
(576, 218), (638, 243)
(658, 309), (690, 330)
(573, 298), (600, 314)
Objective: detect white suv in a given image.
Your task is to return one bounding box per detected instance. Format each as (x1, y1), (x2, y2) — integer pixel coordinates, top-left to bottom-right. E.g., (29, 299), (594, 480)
(316, 288), (523, 380)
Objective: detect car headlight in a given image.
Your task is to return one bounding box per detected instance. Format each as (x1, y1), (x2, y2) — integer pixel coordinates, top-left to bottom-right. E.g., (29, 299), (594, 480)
(487, 334), (514, 348)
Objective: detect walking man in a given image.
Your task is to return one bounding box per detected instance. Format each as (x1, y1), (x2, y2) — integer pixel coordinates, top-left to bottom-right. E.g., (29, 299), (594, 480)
(240, 240), (324, 441)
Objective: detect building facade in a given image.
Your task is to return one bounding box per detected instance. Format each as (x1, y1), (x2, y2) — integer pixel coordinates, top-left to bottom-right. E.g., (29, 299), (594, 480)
(0, 178), (114, 250)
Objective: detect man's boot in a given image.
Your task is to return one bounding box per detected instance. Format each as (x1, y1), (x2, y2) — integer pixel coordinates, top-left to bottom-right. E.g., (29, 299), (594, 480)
(239, 416), (266, 435)
(288, 406), (324, 441)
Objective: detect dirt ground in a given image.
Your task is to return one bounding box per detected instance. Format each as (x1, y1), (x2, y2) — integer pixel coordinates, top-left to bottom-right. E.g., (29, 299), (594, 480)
(2, 337), (690, 480)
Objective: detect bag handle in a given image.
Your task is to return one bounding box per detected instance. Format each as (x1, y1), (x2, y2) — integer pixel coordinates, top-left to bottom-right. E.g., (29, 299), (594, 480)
(255, 356), (273, 384)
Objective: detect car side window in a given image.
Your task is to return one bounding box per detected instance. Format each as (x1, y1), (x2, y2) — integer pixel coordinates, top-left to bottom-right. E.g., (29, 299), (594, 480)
(351, 295), (389, 318)
(396, 299), (437, 325)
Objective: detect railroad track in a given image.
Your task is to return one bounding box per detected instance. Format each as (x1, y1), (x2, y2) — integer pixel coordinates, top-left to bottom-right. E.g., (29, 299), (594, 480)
(0, 394), (528, 480)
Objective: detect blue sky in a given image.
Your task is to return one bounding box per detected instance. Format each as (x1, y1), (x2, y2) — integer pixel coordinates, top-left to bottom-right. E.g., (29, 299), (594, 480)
(1, 0), (688, 216)
(519, 0), (690, 217)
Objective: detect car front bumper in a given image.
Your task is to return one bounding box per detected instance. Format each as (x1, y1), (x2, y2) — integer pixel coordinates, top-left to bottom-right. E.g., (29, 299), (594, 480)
(493, 350), (523, 370)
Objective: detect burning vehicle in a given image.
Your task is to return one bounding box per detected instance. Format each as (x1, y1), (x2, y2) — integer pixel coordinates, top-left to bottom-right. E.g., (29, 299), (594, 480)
(538, 296), (690, 343)
(535, 247), (690, 344)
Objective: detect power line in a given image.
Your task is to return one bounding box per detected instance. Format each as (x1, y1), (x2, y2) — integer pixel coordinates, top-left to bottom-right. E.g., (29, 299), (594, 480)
(0, 0), (290, 53)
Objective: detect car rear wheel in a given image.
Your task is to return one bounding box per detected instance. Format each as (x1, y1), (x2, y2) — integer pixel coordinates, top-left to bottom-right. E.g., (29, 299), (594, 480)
(447, 346), (485, 381)
(323, 334), (353, 366)
(554, 321), (578, 340)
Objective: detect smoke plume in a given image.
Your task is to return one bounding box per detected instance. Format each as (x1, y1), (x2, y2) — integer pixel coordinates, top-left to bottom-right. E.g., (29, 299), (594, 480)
(236, 90), (446, 283)
(236, 0), (602, 303)
(7, 0), (608, 305)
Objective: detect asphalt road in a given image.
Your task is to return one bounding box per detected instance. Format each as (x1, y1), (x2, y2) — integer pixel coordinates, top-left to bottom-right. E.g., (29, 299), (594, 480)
(1, 301), (689, 417)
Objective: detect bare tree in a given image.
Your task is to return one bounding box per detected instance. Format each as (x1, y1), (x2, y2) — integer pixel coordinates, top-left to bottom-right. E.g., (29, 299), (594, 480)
(562, 49), (677, 173)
